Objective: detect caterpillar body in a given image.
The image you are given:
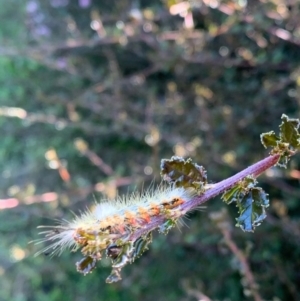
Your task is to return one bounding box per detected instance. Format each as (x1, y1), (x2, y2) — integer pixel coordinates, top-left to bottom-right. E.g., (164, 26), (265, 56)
(35, 185), (196, 283)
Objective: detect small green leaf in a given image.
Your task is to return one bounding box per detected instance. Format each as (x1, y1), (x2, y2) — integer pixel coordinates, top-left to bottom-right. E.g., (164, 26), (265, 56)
(236, 194), (254, 232)
(236, 188), (269, 232)
(275, 155), (289, 168)
(252, 187), (269, 208)
(105, 237), (152, 284)
(260, 131), (279, 148)
(260, 115), (300, 168)
(252, 203), (266, 227)
(159, 219), (176, 234)
(222, 185), (242, 204)
(106, 268), (122, 283)
(132, 232), (152, 260)
(240, 175), (257, 190)
(76, 256), (97, 275)
(279, 114), (300, 149)
(222, 175), (257, 205)
(160, 156), (207, 191)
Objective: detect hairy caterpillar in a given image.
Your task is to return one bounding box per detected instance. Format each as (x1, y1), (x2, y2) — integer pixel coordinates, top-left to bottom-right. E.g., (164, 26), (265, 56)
(34, 185), (196, 283)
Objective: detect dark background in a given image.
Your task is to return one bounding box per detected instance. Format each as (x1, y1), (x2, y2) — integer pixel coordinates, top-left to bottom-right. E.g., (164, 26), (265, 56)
(0, 0), (300, 300)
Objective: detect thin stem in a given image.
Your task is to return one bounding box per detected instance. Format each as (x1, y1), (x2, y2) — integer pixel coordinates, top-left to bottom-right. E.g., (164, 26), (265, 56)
(221, 227), (263, 301)
(181, 153), (280, 212)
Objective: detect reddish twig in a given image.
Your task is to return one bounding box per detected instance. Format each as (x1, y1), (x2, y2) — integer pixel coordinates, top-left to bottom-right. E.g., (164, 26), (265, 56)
(220, 227), (263, 301)
(130, 154), (280, 241)
(181, 154), (280, 212)
(0, 177), (136, 210)
(80, 148), (114, 176)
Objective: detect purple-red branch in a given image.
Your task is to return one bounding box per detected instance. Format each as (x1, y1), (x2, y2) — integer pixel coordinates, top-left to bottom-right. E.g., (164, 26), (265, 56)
(181, 154), (280, 212)
(130, 154), (280, 241)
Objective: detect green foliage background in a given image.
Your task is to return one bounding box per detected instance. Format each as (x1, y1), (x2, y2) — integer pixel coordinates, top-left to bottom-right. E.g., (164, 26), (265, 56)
(1, 0), (300, 300)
